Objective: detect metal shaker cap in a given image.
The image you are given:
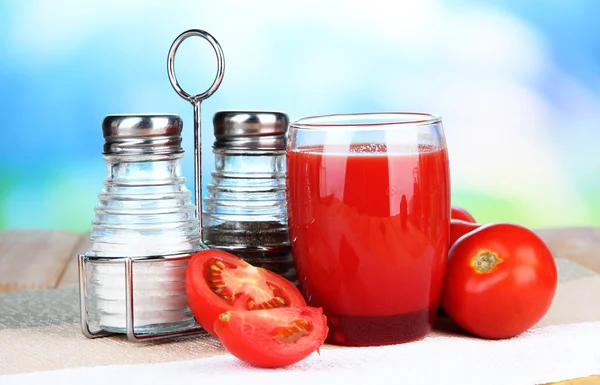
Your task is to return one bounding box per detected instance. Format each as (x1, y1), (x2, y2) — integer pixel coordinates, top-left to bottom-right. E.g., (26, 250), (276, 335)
(102, 114), (183, 155)
(212, 111), (289, 150)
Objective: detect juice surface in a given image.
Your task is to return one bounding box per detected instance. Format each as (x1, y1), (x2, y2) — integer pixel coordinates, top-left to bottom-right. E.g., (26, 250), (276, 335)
(287, 143), (450, 344)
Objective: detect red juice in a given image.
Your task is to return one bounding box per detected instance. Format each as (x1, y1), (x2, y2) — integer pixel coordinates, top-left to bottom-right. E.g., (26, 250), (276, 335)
(286, 143), (450, 346)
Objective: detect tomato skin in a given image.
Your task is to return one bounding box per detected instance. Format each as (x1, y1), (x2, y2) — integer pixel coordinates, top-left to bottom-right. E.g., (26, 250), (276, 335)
(185, 249), (307, 336)
(451, 206), (477, 223)
(214, 307), (328, 368)
(449, 219), (482, 249)
(441, 223), (557, 339)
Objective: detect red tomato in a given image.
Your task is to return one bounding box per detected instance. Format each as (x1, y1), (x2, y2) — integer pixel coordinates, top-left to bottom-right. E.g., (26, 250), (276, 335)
(214, 307), (328, 368)
(185, 249), (307, 336)
(449, 219), (481, 249)
(441, 223), (557, 339)
(451, 206), (477, 223)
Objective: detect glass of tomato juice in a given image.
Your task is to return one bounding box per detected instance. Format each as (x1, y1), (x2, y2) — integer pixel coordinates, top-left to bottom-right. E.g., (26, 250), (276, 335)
(286, 113), (450, 346)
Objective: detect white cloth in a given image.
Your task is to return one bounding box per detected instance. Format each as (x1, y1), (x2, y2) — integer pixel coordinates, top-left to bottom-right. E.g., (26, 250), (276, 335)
(3, 322), (600, 385)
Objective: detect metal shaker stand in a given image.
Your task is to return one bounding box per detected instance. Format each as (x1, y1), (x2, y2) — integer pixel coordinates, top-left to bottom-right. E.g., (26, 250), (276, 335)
(78, 29), (225, 341)
(167, 29), (225, 217)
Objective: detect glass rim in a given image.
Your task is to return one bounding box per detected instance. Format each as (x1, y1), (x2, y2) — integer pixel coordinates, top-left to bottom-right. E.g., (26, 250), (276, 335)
(290, 112), (441, 130)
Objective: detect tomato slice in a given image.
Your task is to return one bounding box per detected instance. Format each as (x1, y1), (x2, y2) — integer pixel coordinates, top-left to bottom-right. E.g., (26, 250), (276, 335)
(451, 206), (477, 223)
(213, 307), (328, 368)
(449, 219), (481, 249)
(185, 249), (307, 336)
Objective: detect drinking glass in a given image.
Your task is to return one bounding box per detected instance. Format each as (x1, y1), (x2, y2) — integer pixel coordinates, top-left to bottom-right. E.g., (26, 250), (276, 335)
(286, 113), (450, 346)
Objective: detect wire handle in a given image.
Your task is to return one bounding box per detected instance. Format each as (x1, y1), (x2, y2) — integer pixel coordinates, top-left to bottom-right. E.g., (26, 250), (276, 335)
(167, 29), (225, 103)
(167, 29), (225, 221)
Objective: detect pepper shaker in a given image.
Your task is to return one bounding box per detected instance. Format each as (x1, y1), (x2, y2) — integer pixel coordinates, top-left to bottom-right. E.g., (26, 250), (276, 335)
(202, 111), (296, 283)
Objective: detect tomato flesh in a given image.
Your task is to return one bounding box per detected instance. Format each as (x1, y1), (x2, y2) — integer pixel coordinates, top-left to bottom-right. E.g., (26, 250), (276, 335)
(213, 307), (328, 368)
(205, 257), (291, 309)
(449, 219), (481, 249)
(441, 223), (557, 339)
(451, 206), (477, 223)
(186, 250), (307, 336)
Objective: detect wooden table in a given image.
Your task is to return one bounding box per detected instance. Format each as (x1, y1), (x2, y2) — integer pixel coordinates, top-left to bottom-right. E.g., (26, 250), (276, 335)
(1, 227), (599, 384)
(0, 230), (90, 292)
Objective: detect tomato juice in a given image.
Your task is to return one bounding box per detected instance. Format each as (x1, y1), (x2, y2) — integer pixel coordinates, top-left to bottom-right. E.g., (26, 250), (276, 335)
(287, 143), (450, 346)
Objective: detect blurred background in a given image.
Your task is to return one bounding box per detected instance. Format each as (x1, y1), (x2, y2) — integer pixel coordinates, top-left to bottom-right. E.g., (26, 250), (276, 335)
(1, 0), (599, 232)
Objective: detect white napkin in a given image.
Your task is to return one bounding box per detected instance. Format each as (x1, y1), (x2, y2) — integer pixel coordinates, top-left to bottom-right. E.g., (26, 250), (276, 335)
(3, 322), (600, 385)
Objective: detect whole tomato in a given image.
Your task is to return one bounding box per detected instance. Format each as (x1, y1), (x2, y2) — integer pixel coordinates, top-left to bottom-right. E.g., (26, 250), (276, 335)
(441, 223), (557, 339)
(450, 219), (481, 249)
(451, 206), (477, 223)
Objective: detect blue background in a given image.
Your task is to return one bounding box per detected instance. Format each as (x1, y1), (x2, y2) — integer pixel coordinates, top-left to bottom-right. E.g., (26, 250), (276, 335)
(1, 0), (599, 231)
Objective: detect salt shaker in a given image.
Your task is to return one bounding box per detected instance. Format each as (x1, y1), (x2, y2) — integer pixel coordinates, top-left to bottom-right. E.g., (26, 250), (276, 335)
(81, 114), (204, 336)
(202, 111), (296, 283)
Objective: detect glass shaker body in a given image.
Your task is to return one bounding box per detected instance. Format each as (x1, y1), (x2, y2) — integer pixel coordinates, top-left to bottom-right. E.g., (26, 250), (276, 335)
(202, 111), (296, 283)
(83, 114), (204, 335)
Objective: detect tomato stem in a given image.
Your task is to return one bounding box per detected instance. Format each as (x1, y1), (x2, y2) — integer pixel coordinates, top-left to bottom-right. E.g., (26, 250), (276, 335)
(472, 250), (503, 274)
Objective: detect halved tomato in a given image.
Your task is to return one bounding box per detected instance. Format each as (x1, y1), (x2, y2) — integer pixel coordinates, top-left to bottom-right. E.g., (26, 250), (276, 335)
(185, 249), (307, 336)
(451, 206), (477, 223)
(213, 307), (328, 368)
